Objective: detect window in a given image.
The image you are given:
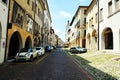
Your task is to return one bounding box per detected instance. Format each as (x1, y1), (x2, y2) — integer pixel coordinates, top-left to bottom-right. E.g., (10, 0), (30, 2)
(89, 19), (91, 27)
(35, 4), (37, 14)
(100, 8), (103, 21)
(27, 0), (30, 5)
(115, 0), (120, 11)
(91, 17), (93, 25)
(84, 18), (86, 24)
(38, 8), (40, 16)
(108, 1), (113, 15)
(84, 9), (86, 14)
(32, 2), (35, 11)
(2, 0), (7, 4)
(95, 13), (98, 23)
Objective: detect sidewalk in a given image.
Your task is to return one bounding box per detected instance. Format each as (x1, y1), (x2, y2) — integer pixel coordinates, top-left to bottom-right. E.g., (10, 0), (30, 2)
(65, 48), (120, 80)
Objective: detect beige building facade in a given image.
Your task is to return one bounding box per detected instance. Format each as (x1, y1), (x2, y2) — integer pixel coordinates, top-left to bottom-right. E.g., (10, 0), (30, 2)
(42, 0), (52, 47)
(66, 6), (88, 48)
(34, 0), (45, 47)
(86, 0), (98, 50)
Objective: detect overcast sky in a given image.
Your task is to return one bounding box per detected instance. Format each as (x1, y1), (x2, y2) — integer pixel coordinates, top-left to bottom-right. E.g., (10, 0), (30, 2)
(47, 0), (92, 42)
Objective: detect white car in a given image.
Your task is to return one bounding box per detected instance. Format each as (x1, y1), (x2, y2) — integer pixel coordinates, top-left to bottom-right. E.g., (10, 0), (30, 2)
(15, 48), (38, 61)
(35, 47), (45, 56)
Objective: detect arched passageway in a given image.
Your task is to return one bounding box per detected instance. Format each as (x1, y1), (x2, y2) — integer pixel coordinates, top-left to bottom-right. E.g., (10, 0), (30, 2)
(92, 29), (97, 49)
(25, 36), (32, 48)
(8, 32), (22, 59)
(102, 28), (113, 49)
(87, 33), (91, 49)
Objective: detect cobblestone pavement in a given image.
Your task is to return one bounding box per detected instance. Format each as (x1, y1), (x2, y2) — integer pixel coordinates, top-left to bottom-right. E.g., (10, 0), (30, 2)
(0, 48), (95, 80)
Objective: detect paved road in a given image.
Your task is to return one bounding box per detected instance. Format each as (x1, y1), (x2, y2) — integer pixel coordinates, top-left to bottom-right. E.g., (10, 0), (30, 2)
(0, 48), (94, 80)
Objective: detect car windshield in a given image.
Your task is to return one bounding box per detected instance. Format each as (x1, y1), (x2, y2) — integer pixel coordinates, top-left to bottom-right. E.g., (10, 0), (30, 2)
(19, 48), (28, 52)
(19, 48), (32, 52)
(77, 46), (81, 48)
(36, 48), (41, 50)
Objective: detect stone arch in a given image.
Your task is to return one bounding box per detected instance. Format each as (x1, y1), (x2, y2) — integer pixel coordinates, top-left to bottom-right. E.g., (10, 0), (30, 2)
(92, 29), (97, 50)
(101, 27), (113, 49)
(25, 36), (32, 48)
(87, 33), (91, 49)
(8, 31), (22, 59)
(92, 29), (97, 37)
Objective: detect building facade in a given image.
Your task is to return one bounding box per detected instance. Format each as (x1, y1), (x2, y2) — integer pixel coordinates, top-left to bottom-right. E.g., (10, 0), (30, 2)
(34, 0), (45, 47)
(50, 27), (57, 46)
(5, 0), (52, 61)
(66, 6), (88, 48)
(42, 0), (52, 47)
(86, 0), (98, 50)
(0, 0), (9, 63)
(99, 0), (120, 52)
(6, 0), (35, 60)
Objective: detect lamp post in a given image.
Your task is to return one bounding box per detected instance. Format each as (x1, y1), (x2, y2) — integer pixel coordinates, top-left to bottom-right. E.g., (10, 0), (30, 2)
(91, 25), (94, 29)
(97, 0), (100, 50)
(4, 0), (10, 62)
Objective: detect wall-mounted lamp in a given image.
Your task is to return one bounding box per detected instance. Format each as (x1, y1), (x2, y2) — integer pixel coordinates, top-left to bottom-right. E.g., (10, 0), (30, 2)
(91, 25), (94, 29)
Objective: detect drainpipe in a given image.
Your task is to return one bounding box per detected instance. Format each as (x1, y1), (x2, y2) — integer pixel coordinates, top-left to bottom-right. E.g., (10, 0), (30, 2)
(4, 0), (11, 62)
(33, 0), (36, 47)
(98, 0), (100, 50)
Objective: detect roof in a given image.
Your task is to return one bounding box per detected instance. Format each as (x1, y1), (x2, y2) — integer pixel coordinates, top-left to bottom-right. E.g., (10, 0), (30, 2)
(70, 6), (88, 26)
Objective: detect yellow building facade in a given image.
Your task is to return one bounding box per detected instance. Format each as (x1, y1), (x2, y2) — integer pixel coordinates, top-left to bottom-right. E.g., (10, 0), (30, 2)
(6, 0), (35, 60)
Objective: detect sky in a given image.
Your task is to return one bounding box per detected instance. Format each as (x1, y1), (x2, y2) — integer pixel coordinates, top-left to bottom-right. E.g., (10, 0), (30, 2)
(47, 0), (92, 42)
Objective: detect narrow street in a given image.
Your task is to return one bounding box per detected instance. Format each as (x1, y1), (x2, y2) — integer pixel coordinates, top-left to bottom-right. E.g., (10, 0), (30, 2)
(0, 48), (94, 80)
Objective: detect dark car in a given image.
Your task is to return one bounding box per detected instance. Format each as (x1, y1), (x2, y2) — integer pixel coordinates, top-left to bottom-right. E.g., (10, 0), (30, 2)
(45, 46), (52, 52)
(70, 46), (87, 53)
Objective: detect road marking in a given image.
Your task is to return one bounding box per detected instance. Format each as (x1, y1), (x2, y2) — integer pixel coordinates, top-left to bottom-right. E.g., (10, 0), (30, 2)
(35, 53), (49, 64)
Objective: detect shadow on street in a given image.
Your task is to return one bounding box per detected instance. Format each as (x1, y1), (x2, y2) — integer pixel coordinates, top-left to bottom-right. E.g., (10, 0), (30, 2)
(71, 54), (117, 80)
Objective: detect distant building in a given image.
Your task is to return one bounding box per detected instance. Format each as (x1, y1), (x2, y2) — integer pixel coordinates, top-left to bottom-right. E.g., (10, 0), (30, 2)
(66, 6), (88, 48)
(0, 0), (9, 63)
(34, 0), (45, 47)
(50, 27), (56, 46)
(42, 0), (52, 47)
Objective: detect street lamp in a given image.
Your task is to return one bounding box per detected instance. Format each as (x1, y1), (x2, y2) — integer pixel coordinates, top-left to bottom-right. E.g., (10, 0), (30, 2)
(91, 25), (94, 29)
(97, 0), (100, 50)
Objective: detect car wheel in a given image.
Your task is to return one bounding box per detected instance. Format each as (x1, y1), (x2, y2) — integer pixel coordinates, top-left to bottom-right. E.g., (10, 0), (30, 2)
(37, 53), (39, 58)
(30, 55), (33, 62)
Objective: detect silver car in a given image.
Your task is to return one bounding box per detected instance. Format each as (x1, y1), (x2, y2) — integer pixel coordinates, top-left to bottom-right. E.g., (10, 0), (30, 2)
(15, 48), (38, 61)
(35, 47), (45, 56)
(70, 46), (87, 53)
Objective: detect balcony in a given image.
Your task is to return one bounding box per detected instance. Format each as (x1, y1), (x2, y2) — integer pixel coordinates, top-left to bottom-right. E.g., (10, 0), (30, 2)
(76, 19), (80, 28)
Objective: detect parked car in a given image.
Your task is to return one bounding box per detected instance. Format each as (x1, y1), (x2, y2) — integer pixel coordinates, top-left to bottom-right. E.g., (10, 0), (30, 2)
(35, 47), (45, 56)
(15, 48), (38, 61)
(52, 46), (56, 49)
(45, 46), (52, 52)
(70, 46), (87, 53)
